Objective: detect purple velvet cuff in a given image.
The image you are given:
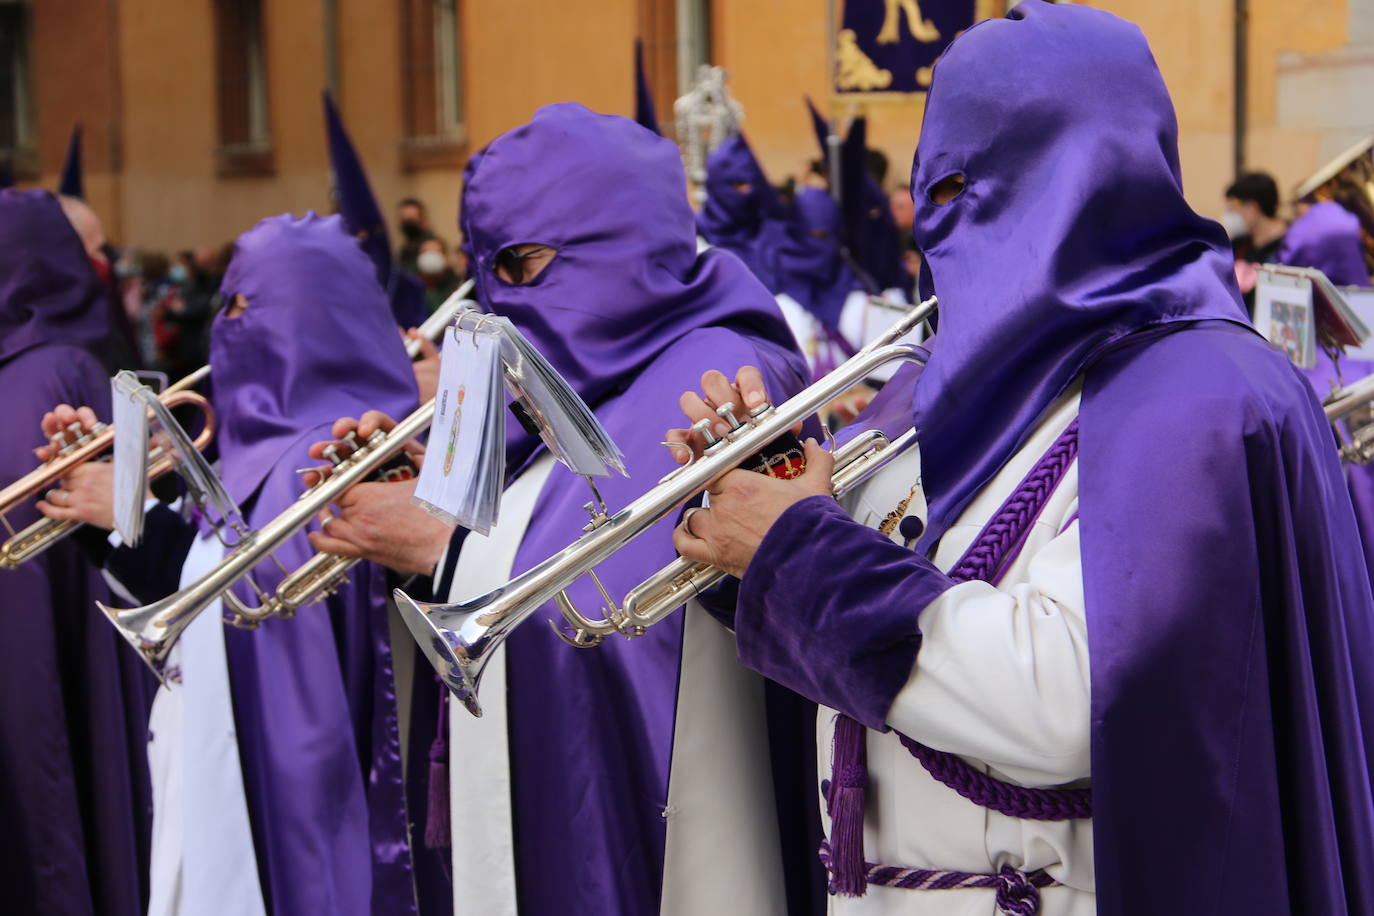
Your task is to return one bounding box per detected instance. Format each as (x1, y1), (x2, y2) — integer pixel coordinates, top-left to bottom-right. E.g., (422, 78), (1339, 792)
(735, 495), (953, 731)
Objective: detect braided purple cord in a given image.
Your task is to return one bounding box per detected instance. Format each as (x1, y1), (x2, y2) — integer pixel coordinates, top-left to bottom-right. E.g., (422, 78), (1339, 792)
(947, 419), (1080, 585)
(895, 732), (1091, 819)
(891, 419), (1091, 820)
(819, 842), (1059, 915)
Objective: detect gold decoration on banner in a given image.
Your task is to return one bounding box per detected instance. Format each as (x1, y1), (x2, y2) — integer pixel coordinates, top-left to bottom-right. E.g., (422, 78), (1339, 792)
(833, 0), (1006, 103)
(878, 0), (941, 44)
(837, 29), (893, 91)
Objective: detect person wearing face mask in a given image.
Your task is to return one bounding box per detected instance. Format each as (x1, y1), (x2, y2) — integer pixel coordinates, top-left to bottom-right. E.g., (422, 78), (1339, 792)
(306, 103), (822, 916)
(1223, 172), (1288, 264)
(0, 188), (153, 916)
(414, 235), (464, 313)
(396, 197), (430, 276)
(38, 214), (427, 916)
(668, 3), (1374, 914)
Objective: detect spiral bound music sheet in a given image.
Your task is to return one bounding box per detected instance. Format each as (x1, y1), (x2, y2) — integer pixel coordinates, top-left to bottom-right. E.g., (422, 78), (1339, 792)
(412, 324), (507, 535)
(489, 315), (627, 479)
(111, 373), (152, 543)
(411, 311), (627, 536)
(110, 371), (242, 545)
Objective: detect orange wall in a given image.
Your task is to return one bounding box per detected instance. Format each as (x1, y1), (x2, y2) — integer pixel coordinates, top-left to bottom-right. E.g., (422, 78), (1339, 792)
(13, 0), (1368, 251)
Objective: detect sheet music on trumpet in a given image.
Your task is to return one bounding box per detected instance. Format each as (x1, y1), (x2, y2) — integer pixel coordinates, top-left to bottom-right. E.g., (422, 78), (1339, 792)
(412, 310), (626, 536)
(412, 324), (506, 534)
(1255, 265), (1372, 370)
(110, 371), (242, 545)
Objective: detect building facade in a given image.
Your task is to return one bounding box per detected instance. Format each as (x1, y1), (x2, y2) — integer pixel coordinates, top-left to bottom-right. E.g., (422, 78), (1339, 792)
(2, 0), (1371, 253)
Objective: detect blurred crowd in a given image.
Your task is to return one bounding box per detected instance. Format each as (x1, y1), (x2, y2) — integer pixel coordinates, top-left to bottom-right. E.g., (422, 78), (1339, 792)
(93, 196), (470, 384)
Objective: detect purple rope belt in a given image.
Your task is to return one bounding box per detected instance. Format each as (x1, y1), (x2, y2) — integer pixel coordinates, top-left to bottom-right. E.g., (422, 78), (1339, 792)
(819, 843), (1060, 916)
(824, 418), (1088, 903)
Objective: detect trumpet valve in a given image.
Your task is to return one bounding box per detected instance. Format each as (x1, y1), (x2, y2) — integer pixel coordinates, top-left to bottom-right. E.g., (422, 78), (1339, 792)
(692, 417), (720, 449)
(715, 402), (742, 431)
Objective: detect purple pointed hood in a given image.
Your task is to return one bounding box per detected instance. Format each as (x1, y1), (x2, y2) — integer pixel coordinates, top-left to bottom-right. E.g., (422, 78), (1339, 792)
(634, 39), (661, 135)
(771, 187), (863, 330)
(322, 91), (427, 327)
(59, 125), (83, 199)
(908, 0), (1250, 547)
(464, 103), (803, 427)
(696, 133), (789, 288)
(211, 213), (417, 507)
(0, 188), (109, 366)
(1278, 200), (1371, 287)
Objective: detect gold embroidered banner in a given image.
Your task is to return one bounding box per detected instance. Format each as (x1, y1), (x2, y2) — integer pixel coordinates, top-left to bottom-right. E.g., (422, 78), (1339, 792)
(835, 0), (1003, 99)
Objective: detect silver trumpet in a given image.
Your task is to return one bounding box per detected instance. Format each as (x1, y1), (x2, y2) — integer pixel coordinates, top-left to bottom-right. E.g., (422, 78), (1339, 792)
(1324, 370), (1374, 464)
(99, 400), (438, 678)
(99, 280), (477, 677)
(394, 296), (936, 717)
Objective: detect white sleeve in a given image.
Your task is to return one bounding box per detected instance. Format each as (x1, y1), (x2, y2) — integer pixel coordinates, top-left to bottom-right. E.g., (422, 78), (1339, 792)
(774, 293), (819, 372)
(884, 520), (1091, 787)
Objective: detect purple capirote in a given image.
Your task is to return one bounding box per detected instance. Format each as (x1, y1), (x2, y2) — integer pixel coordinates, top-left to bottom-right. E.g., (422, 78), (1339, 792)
(1278, 200), (1371, 287)
(462, 102), (815, 916)
(696, 132), (791, 292)
(211, 212), (422, 915)
(0, 187), (154, 915)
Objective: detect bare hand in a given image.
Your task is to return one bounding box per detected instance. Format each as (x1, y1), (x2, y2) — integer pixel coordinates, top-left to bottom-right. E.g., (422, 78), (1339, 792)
(302, 411), (425, 488)
(36, 460), (119, 530)
(36, 404), (103, 462)
(673, 439), (836, 578)
(664, 367), (801, 465)
(306, 477), (453, 575)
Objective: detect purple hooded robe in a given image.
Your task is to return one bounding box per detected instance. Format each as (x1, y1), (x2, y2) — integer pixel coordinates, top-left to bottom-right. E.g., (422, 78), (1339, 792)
(0, 188), (154, 915)
(211, 214), (420, 914)
(723, 3), (1374, 914)
(696, 133), (791, 292)
(460, 103), (817, 915)
(1277, 200), (1374, 592)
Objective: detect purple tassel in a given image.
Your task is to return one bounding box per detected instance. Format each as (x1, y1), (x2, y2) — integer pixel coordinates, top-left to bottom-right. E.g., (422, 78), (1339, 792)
(827, 714), (869, 897)
(424, 686), (451, 849)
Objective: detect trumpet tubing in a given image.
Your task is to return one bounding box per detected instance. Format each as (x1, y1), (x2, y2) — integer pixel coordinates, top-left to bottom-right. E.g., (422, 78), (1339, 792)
(608, 427), (917, 638)
(1324, 371), (1374, 465)
(0, 387), (214, 570)
(99, 400), (437, 677)
(393, 296), (936, 718)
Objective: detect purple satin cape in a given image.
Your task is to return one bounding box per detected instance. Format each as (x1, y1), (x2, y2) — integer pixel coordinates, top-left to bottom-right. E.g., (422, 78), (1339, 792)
(908, 0), (1250, 551)
(212, 213), (421, 914)
(1081, 322), (1374, 914)
(1278, 201), (1371, 287)
(0, 188), (153, 914)
(463, 103), (812, 915)
(696, 133), (791, 291)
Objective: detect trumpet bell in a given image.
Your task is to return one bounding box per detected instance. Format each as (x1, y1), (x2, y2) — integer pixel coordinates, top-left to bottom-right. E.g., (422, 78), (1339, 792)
(393, 590), (491, 717)
(97, 593), (193, 680)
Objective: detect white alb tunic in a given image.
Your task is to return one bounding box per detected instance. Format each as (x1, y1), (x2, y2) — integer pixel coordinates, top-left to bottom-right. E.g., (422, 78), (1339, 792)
(439, 454), (789, 916)
(144, 535), (266, 916)
(825, 385), (1092, 915)
(776, 290), (915, 382)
